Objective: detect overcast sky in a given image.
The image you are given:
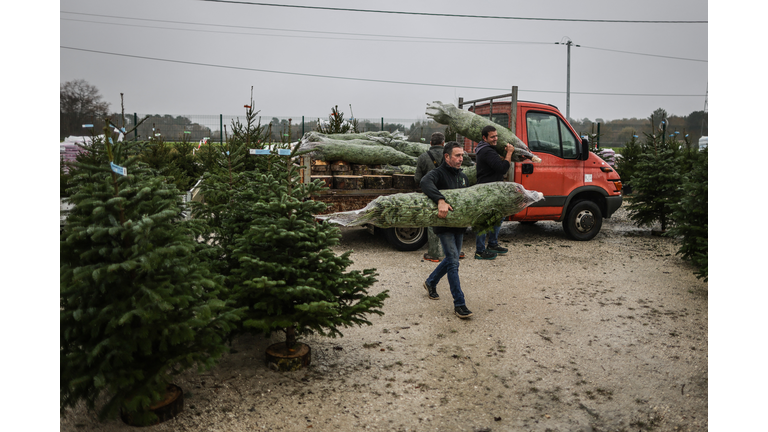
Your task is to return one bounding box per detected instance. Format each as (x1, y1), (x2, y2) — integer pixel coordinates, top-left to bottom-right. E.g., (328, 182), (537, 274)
(60, 0), (708, 123)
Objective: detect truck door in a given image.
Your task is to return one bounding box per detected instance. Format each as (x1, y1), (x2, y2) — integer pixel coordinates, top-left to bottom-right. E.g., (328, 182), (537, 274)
(518, 110), (583, 220)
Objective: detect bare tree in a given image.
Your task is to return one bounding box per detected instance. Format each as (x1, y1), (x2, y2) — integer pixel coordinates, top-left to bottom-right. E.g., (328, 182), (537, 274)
(60, 79), (110, 139)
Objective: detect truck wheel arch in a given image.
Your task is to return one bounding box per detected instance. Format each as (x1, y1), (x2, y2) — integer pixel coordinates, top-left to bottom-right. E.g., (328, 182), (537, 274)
(559, 187), (610, 222)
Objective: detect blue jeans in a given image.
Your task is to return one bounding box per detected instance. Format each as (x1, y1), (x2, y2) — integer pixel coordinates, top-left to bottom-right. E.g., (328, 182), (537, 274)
(426, 232), (465, 307)
(475, 220), (502, 253)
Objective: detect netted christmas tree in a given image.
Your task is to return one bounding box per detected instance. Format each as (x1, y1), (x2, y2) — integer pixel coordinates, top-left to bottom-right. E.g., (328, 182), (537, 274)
(60, 119), (240, 425)
(226, 144), (388, 358)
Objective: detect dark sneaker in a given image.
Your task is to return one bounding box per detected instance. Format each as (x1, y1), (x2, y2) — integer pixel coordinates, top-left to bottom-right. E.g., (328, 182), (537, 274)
(423, 281), (439, 300)
(487, 244), (508, 255)
(474, 250), (498, 260)
(423, 253), (441, 263)
(454, 305), (473, 319)
(459, 252), (466, 259)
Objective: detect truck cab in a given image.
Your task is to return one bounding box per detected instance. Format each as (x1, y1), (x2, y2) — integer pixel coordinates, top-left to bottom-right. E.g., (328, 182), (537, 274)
(464, 99), (622, 241)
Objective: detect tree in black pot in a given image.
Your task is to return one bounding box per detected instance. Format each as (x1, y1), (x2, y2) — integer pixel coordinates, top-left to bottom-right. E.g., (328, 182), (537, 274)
(60, 119), (240, 426)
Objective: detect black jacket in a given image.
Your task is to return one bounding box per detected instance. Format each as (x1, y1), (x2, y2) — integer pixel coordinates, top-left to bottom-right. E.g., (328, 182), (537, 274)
(414, 145), (444, 184)
(475, 141), (510, 184)
(419, 162), (469, 235)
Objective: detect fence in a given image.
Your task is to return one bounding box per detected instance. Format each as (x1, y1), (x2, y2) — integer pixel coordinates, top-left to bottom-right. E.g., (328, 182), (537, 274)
(60, 113), (445, 144)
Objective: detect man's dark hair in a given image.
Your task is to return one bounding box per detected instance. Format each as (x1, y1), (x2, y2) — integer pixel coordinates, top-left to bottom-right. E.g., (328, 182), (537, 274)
(430, 132), (445, 146)
(481, 125), (497, 139)
(443, 141), (463, 158)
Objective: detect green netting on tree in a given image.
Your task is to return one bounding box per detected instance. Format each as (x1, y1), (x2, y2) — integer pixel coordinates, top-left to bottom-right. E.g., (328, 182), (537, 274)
(298, 139), (417, 166)
(303, 131), (428, 158)
(369, 165), (417, 175)
(305, 130), (407, 142)
(426, 101), (542, 163)
(318, 181), (543, 234)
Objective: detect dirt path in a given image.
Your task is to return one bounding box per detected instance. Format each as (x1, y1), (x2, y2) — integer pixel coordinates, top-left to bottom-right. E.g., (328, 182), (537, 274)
(60, 207), (708, 431)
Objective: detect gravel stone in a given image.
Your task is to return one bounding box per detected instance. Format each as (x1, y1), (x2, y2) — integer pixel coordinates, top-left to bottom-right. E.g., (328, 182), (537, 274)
(60, 204), (708, 432)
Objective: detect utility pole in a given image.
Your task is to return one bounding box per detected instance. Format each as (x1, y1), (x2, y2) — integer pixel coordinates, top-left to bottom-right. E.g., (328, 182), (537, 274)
(556, 37), (579, 121)
(701, 83), (708, 136)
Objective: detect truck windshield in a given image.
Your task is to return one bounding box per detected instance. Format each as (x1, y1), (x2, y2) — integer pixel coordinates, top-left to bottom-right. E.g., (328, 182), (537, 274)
(526, 112), (579, 159)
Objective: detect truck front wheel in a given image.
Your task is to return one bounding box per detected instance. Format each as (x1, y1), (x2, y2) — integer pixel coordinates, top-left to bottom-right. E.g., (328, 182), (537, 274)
(384, 227), (428, 251)
(563, 200), (602, 241)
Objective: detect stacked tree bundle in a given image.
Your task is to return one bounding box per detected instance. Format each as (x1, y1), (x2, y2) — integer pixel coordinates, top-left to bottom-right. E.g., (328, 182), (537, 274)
(300, 131), (477, 191)
(300, 131), (417, 191)
(317, 181), (544, 234)
(426, 101), (542, 163)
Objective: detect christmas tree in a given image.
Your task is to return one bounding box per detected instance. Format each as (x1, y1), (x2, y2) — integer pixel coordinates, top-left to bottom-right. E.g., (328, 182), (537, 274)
(60, 119), (240, 425)
(227, 144), (388, 354)
(190, 93), (274, 278)
(667, 148), (708, 280)
(614, 132), (643, 194)
(316, 105), (359, 134)
(626, 131), (684, 232)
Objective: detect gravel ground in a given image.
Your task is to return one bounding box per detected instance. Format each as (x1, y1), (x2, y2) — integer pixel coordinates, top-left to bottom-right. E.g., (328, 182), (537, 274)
(60, 206), (708, 431)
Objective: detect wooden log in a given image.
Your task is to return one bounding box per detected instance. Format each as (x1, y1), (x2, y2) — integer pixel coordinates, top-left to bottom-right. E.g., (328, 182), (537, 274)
(351, 164), (370, 176)
(266, 342), (311, 371)
(330, 161), (350, 172)
(392, 174), (415, 190)
(311, 175), (333, 188)
(333, 175), (364, 190)
(311, 159), (328, 166)
(311, 165), (328, 173)
(121, 384), (184, 426)
(364, 175), (393, 189)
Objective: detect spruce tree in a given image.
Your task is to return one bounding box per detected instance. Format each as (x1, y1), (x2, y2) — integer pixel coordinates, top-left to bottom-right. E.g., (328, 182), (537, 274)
(316, 105), (359, 134)
(190, 96), (273, 277)
(228, 145), (388, 349)
(667, 148), (708, 280)
(626, 133), (684, 232)
(60, 122), (240, 425)
(614, 132), (643, 194)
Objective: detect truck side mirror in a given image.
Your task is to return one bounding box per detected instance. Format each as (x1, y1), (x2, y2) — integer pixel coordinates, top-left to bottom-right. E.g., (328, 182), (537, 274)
(580, 136), (590, 161)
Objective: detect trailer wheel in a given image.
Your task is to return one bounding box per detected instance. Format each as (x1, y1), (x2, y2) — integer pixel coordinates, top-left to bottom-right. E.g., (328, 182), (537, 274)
(563, 200), (602, 241)
(385, 227), (428, 251)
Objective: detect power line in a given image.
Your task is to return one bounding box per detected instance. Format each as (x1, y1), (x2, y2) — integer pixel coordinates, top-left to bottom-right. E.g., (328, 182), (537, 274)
(579, 45), (707, 63)
(60, 46), (707, 98)
(59, 12), (549, 45)
(61, 12), (707, 62)
(198, 1), (708, 24)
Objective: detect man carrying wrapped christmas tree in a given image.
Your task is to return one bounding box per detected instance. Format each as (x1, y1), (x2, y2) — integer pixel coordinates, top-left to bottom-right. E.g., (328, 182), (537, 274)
(419, 141), (473, 319)
(474, 125), (515, 260)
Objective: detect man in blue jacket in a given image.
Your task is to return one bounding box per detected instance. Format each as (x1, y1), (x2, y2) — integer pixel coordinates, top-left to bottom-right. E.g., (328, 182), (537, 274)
(474, 125), (515, 260)
(419, 142), (473, 319)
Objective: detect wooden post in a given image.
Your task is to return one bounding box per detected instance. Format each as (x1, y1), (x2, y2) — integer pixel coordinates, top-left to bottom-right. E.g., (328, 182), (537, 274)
(457, 97), (464, 148)
(507, 86), (518, 182)
(301, 155), (311, 184)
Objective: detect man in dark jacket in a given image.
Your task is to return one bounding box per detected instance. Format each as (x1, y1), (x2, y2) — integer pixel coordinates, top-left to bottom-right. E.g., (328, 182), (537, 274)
(419, 142), (473, 319)
(415, 132), (446, 262)
(474, 125), (515, 260)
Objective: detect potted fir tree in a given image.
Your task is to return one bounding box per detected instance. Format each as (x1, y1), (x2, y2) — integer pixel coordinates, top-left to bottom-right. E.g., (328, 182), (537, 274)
(225, 137), (388, 371)
(60, 120), (240, 426)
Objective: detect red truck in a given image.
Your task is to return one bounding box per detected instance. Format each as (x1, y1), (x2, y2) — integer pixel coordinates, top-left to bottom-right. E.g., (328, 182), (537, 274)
(459, 90), (623, 241)
(306, 89), (622, 250)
